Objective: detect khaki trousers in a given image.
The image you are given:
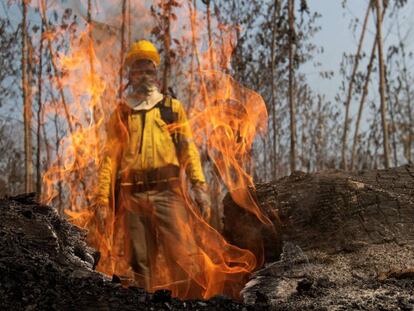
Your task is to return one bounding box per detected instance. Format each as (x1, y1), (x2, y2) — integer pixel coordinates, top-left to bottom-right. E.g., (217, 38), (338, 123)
(119, 187), (203, 298)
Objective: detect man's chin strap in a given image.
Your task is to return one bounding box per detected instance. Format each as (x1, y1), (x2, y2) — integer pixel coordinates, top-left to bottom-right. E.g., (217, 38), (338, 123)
(126, 86), (164, 111)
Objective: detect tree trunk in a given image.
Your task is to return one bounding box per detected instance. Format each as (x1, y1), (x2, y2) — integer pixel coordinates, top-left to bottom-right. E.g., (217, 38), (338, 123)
(187, 0), (198, 109)
(351, 4), (388, 170)
(384, 65), (398, 167)
(22, 0), (33, 193)
(87, 0), (102, 143)
(315, 95), (324, 170)
(119, 0), (127, 99)
(162, 0), (172, 94)
(351, 39), (376, 170)
(36, 21), (44, 196)
(50, 91), (63, 214)
(87, 0), (95, 78)
(40, 114), (50, 199)
(288, 0), (297, 173)
(205, 0), (214, 68)
(396, 15), (413, 163)
(128, 0), (132, 47)
(270, 0), (280, 178)
(341, 2), (370, 170)
(374, 0), (390, 169)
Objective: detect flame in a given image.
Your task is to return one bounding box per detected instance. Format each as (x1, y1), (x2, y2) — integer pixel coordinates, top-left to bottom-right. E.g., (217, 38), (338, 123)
(40, 0), (270, 300)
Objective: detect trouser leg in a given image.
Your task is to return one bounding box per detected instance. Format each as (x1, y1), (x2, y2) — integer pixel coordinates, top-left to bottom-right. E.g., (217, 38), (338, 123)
(127, 213), (155, 289)
(123, 190), (157, 290)
(150, 189), (203, 298)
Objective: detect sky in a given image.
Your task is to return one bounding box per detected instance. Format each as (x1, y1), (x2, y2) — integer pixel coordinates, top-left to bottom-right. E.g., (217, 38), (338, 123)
(305, 0), (414, 103)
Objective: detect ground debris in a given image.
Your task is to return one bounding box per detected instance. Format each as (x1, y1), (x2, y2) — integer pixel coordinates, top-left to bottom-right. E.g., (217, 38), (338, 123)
(3, 165), (414, 310)
(0, 194), (250, 310)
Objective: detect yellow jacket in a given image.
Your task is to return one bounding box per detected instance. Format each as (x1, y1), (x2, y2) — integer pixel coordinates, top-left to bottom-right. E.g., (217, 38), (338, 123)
(97, 97), (205, 205)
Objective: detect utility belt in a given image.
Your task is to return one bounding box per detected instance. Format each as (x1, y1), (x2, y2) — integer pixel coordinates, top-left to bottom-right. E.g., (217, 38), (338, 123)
(119, 164), (180, 192)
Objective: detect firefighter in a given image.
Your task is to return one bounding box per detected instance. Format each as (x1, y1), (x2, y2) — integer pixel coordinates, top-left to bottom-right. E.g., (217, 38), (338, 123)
(96, 40), (211, 296)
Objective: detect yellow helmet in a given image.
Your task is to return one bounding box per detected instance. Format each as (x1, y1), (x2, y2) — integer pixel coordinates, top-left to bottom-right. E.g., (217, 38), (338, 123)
(125, 40), (160, 67)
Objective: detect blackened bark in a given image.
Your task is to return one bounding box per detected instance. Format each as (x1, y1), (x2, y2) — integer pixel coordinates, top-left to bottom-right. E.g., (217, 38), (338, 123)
(223, 165), (414, 258)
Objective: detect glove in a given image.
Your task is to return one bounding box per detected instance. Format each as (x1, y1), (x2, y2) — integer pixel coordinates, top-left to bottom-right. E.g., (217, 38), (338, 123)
(192, 182), (212, 222)
(95, 203), (109, 232)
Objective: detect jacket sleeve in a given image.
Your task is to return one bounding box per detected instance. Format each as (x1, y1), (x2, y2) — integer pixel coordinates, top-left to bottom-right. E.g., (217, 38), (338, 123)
(96, 111), (120, 205)
(173, 100), (206, 184)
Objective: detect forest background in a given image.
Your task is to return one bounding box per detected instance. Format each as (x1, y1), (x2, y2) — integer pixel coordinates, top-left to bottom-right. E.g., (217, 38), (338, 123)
(0, 0), (413, 213)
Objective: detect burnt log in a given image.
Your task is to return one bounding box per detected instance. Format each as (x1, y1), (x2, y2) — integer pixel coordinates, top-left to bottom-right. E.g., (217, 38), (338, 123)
(223, 165), (414, 310)
(224, 164), (414, 256)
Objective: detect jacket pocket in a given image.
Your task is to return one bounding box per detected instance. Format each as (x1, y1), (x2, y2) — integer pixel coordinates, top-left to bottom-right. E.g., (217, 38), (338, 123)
(154, 117), (176, 149)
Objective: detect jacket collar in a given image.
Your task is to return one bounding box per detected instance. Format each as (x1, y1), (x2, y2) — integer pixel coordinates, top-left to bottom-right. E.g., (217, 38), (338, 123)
(125, 86), (164, 111)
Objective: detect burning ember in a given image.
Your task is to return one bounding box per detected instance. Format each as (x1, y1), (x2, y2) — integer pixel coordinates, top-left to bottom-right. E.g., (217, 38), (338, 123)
(39, 0), (270, 300)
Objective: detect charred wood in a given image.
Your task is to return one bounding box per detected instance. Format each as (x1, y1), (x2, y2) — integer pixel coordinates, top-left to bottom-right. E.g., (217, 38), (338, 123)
(223, 165), (414, 309)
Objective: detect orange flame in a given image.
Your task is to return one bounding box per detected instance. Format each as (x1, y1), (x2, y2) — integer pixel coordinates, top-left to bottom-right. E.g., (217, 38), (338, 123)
(40, 0), (270, 300)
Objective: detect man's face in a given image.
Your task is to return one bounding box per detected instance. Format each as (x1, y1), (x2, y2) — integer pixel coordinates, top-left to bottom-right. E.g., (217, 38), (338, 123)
(128, 60), (157, 95)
